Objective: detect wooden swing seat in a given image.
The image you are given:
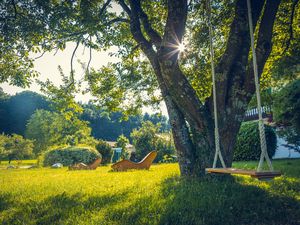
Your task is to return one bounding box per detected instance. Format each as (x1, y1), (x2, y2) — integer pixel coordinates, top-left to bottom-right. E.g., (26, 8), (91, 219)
(206, 168), (281, 180)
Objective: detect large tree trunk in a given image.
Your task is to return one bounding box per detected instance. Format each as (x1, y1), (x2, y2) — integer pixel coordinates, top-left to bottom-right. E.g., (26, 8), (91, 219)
(123, 0), (281, 177)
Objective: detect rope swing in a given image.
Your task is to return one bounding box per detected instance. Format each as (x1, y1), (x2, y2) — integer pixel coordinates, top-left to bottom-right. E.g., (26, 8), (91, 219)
(206, 0), (226, 169)
(205, 0), (281, 180)
(246, 0), (273, 172)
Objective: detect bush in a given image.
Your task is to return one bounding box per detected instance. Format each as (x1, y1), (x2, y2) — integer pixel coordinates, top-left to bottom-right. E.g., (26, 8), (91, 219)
(233, 122), (277, 161)
(95, 140), (113, 164)
(159, 154), (177, 163)
(43, 146), (101, 166)
(273, 79), (300, 129)
(273, 79), (300, 151)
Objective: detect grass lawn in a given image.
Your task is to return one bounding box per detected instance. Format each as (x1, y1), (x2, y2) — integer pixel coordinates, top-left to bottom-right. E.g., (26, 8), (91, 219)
(0, 159), (299, 225)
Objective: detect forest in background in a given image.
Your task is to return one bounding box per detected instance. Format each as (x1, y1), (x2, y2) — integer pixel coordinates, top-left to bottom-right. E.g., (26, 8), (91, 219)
(0, 88), (170, 142)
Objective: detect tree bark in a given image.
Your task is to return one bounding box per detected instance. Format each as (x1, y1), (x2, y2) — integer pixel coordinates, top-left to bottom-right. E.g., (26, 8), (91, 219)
(120, 0), (281, 177)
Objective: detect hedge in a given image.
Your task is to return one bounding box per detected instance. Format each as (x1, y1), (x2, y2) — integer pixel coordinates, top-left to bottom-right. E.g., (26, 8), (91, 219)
(233, 121), (277, 161)
(43, 146), (101, 166)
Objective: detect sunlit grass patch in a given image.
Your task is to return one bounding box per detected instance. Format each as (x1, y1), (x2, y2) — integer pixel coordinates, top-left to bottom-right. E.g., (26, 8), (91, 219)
(0, 160), (299, 225)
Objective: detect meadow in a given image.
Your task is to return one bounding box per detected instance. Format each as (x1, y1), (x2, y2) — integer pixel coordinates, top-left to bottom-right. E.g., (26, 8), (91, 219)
(0, 159), (299, 225)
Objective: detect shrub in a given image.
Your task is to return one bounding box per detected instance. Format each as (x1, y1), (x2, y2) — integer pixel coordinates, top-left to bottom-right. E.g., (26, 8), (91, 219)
(233, 121), (277, 161)
(273, 79), (300, 151)
(159, 154), (177, 163)
(43, 146), (101, 166)
(95, 140), (113, 164)
(273, 79), (300, 129)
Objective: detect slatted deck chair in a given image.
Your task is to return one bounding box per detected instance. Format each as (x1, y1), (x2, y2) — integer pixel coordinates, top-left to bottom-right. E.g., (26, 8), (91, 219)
(111, 151), (157, 172)
(68, 158), (101, 170)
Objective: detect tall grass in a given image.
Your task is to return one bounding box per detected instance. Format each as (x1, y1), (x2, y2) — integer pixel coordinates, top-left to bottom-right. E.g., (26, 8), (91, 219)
(0, 160), (299, 225)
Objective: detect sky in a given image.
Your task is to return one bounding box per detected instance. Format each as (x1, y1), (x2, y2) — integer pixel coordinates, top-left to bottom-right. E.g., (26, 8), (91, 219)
(0, 42), (168, 115)
(0, 42), (119, 101)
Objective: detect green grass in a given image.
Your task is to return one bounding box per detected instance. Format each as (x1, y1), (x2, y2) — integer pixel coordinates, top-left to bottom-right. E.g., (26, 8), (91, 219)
(0, 159), (38, 167)
(0, 160), (299, 225)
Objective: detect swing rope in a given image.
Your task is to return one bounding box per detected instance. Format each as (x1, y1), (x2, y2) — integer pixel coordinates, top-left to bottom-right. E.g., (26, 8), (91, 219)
(206, 0), (226, 169)
(246, 0), (273, 172)
(207, 0), (274, 172)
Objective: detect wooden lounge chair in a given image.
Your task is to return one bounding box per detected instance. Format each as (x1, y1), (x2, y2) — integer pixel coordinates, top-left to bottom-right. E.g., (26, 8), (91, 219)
(111, 151), (157, 172)
(68, 158), (101, 170)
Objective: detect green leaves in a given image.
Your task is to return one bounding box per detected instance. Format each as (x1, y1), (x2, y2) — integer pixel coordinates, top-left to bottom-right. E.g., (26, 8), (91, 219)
(25, 109), (93, 155)
(0, 134), (33, 161)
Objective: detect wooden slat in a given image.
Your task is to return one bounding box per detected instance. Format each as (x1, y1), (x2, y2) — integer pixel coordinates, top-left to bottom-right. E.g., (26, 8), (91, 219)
(205, 168), (281, 179)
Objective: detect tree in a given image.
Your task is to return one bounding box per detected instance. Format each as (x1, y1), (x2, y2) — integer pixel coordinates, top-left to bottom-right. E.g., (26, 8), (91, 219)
(116, 134), (130, 159)
(0, 91), (50, 135)
(273, 79), (300, 152)
(1, 0), (298, 177)
(81, 103), (143, 141)
(95, 140), (113, 164)
(131, 121), (159, 161)
(143, 113), (171, 132)
(0, 134), (33, 163)
(131, 121), (175, 162)
(25, 110), (93, 155)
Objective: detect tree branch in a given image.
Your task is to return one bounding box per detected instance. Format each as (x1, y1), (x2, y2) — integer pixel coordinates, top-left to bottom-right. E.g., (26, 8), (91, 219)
(70, 40), (80, 83)
(34, 51), (46, 60)
(125, 0), (153, 54)
(86, 36), (92, 76)
(283, 0), (299, 54)
(99, 0), (112, 18)
(103, 17), (130, 26)
(245, 0), (281, 93)
(209, 0), (265, 115)
(118, 0), (131, 16)
(11, 0), (17, 19)
(130, 0), (162, 47)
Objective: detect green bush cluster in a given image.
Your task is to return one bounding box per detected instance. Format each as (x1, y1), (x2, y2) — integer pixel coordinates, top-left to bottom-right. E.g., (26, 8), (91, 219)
(131, 121), (176, 163)
(43, 146), (101, 166)
(95, 140), (113, 164)
(233, 121), (277, 161)
(159, 154), (177, 163)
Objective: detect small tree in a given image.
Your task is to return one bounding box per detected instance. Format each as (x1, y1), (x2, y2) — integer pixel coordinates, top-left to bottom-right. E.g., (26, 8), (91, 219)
(131, 121), (159, 161)
(116, 134), (129, 159)
(0, 134), (33, 163)
(155, 134), (176, 162)
(273, 79), (300, 152)
(96, 140), (113, 164)
(25, 109), (93, 155)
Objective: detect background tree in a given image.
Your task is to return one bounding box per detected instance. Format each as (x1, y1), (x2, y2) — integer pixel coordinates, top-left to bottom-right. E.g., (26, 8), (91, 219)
(81, 103), (144, 141)
(25, 109), (93, 155)
(273, 79), (300, 152)
(0, 134), (33, 163)
(143, 113), (171, 133)
(131, 121), (159, 160)
(131, 121), (175, 162)
(0, 91), (50, 135)
(116, 134), (130, 159)
(95, 139), (113, 164)
(1, 0), (299, 177)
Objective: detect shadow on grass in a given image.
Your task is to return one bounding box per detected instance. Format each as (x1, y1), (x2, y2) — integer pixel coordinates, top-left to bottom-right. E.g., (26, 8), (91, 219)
(1, 175), (299, 225)
(158, 175), (300, 225)
(101, 175), (300, 225)
(0, 191), (130, 225)
(0, 193), (13, 212)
